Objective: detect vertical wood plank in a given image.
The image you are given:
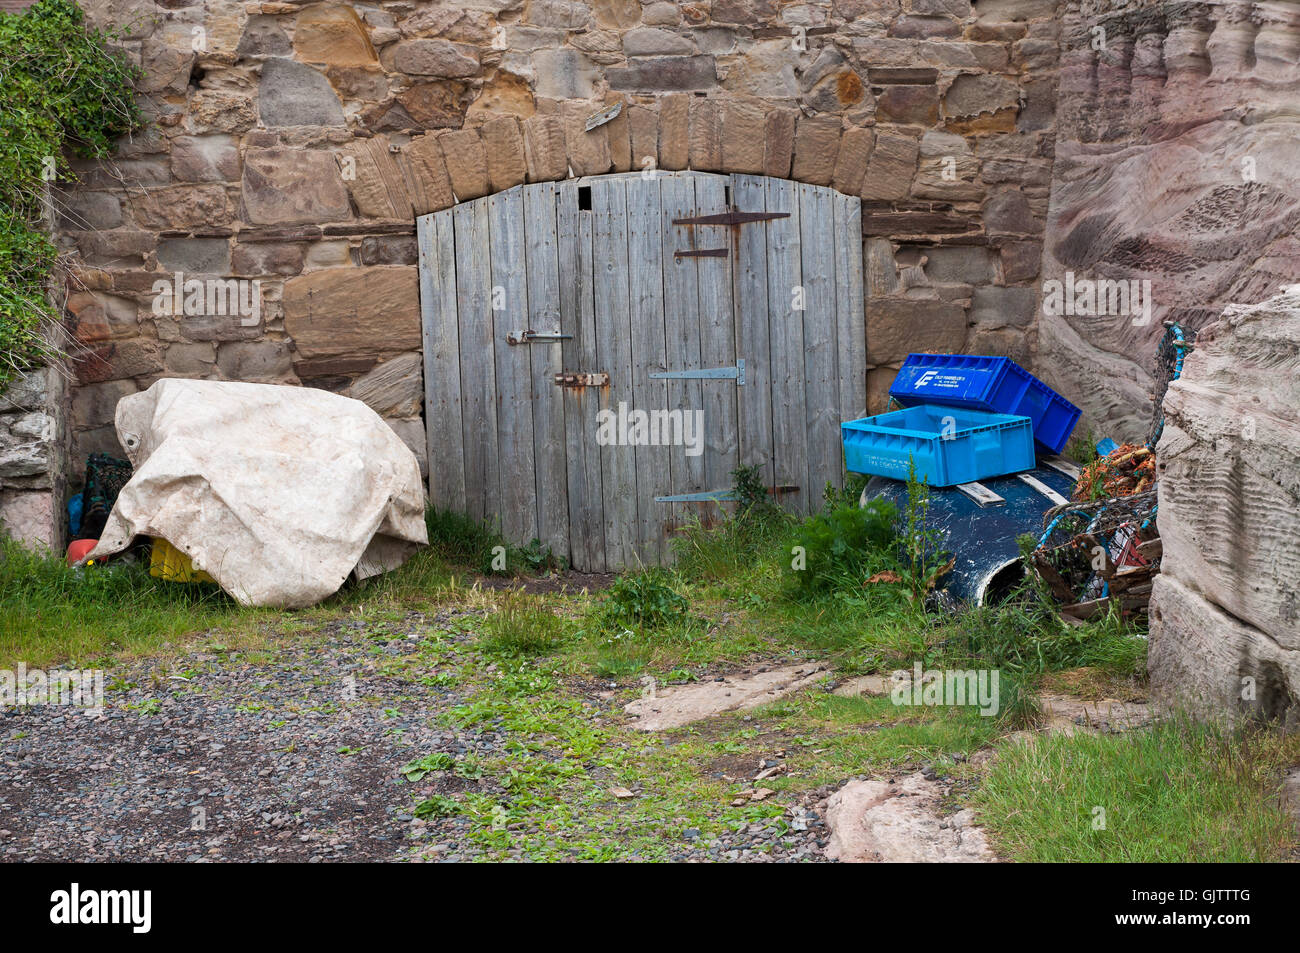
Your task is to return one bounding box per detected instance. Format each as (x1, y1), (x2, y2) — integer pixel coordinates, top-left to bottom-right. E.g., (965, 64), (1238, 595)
(627, 172), (670, 564)
(418, 210), (466, 513)
(834, 192), (867, 423)
(557, 180), (606, 572)
(659, 172), (706, 538)
(798, 182), (841, 504)
(453, 199), (499, 524)
(488, 187), (539, 544)
(730, 174), (775, 490)
(522, 182), (570, 560)
(692, 173), (738, 510)
(764, 176), (807, 513)
(591, 177), (639, 569)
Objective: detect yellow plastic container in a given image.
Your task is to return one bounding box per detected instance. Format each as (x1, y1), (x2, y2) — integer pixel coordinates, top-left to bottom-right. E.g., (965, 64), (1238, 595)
(149, 538), (215, 584)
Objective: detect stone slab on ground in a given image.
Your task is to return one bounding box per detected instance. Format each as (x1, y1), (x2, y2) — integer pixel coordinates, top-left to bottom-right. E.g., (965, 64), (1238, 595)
(1039, 692), (1151, 735)
(832, 674), (892, 697)
(624, 662), (828, 731)
(823, 771), (994, 863)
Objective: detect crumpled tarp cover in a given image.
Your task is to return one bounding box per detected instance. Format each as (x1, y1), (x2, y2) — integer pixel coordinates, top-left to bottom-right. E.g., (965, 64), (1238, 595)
(86, 379), (428, 608)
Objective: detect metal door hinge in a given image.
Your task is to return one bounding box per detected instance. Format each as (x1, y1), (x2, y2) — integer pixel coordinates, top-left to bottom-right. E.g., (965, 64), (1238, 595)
(650, 359), (745, 386)
(657, 482), (798, 503)
(672, 210), (791, 226)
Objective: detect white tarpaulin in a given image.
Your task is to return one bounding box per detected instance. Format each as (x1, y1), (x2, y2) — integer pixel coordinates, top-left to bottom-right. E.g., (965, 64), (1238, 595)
(85, 379), (428, 608)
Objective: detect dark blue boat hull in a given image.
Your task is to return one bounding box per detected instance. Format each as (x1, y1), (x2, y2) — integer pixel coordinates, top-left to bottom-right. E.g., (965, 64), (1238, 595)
(861, 462), (1078, 605)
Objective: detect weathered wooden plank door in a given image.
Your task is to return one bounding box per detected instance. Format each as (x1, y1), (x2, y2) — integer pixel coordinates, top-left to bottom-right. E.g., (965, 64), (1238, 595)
(418, 172), (866, 571)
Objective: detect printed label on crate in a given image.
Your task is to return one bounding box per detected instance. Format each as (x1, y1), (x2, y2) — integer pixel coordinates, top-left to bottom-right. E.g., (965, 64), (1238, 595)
(911, 371), (971, 391)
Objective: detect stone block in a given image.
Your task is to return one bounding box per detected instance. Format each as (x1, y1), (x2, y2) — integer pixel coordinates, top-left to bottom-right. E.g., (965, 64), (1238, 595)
(561, 101), (612, 176)
(481, 117), (528, 192)
(259, 58), (346, 126)
(292, 4), (378, 66)
(832, 126), (874, 196)
(522, 115), (570, 181)
(389, 39), (480, 78)
(791, 116), (841, 187)
(859, 133), (919, 201)
(866, 298), (967, 364)
(359, 236), (418, 266)
(217, 340), (297, 382)
(399, 134), (456, 213)
(340, 136), (414, 220)
(532, 49), (600, 98)
(658, 93), (689, 171)
(242, 147), (353, 225)
(132, 186), (232, 231)
(170, 135), (241, 183)
(968, 284), (1037, 327)
(608, 56), (717, 91)
(283, 266), (422, 359)
(437, 129), (491, 200)
(0, 491), (54, 551)
(156, 237), (232, 275)
(720, 100), (766, 175)
(688, 98), (723, 172)
(764, 109), (796, 178)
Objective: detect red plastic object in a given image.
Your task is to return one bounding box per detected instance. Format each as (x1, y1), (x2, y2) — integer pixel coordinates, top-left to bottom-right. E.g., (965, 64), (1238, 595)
(66, 538), (98, 566)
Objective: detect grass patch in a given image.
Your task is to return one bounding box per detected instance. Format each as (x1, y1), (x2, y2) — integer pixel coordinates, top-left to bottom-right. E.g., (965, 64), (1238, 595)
(975, 716), (1300, 862)
(425, 506), (563, 575)
(0, 536), (263, 667)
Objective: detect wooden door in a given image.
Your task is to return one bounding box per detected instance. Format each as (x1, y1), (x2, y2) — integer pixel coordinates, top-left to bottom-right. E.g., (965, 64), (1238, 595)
(418, 172), (866, 571)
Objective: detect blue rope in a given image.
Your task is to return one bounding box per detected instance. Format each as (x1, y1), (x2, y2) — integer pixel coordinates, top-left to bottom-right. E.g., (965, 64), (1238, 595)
(1148, 324), (1189, 449)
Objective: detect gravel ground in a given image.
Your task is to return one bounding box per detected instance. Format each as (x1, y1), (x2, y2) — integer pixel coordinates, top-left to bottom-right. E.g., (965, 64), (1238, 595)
(0, 610), (831, 863)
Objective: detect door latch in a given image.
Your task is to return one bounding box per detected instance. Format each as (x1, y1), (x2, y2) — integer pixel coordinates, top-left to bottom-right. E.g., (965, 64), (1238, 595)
(554, 372), (609, 387)
(507, 329), (573, 345)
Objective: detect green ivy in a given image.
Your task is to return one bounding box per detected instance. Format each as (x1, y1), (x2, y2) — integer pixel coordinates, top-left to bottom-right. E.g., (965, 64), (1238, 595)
(0, 0), (142, 387)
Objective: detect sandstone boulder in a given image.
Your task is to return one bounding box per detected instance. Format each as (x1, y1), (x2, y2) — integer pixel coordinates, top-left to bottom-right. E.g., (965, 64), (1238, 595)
(1149, 288), (1300, 727)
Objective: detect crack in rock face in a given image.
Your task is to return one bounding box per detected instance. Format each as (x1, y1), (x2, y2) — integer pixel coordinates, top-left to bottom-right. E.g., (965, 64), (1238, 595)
(623, 663), (828, 731)
(823, 772), (994, 863)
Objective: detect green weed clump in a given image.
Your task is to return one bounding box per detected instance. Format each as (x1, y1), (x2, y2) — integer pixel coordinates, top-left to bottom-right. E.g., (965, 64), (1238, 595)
(479, 592), (566, 657)
(601, 570), (689, 629)
(784, 497), (899, 596)
(0, 0), (143, 384)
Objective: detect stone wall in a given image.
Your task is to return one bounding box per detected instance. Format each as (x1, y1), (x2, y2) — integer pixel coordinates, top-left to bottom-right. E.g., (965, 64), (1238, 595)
(56, 0), (1065, 482)
(1039, 0), (1300, 441)
(0, 366), (68, 550)
(1148, 287), (1300, 728)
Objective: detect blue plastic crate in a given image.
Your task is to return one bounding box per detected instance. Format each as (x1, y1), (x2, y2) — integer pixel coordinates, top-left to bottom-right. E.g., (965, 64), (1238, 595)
(841, 405), (1035, 487)
(888, 354), (1081, 455)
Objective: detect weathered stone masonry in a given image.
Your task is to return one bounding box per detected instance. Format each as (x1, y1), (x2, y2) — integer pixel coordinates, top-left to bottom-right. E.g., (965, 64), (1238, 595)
(50, 0), (1065, 493)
